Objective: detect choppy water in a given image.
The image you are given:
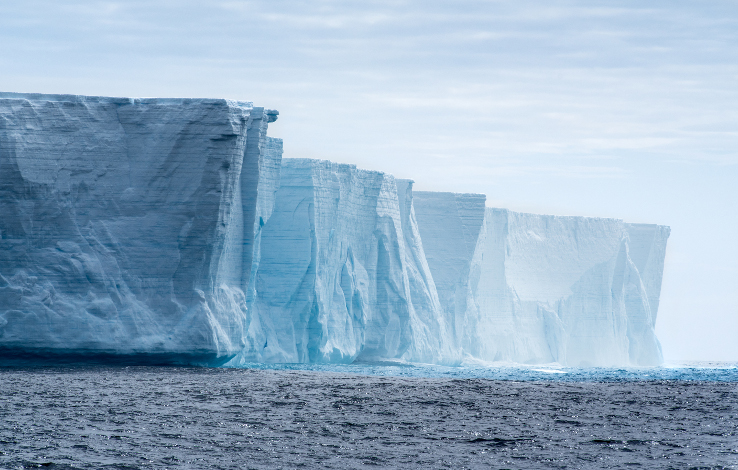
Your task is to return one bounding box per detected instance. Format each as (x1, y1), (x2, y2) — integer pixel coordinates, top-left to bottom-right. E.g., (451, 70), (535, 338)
(0, 365), (736, 469)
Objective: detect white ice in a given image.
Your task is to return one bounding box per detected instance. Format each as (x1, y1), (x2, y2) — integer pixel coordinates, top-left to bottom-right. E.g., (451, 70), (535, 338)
(413, 202), (669, 367)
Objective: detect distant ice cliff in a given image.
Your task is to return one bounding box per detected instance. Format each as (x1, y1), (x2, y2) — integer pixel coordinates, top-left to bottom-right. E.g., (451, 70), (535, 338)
(414, 202), (668, 367)
(0, 93), (669, 367)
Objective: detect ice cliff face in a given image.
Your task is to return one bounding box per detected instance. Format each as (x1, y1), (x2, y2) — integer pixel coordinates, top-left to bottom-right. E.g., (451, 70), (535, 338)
(229, 165), (669, 367)
(412, 201), (670, 367)
(412, 192), (486, 356)
(228, 160), (453, 365)
(0, 93), (281, 365)
(0, 92), (670, 367)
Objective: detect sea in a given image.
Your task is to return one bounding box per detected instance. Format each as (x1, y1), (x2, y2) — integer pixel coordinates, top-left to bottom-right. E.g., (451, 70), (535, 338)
(0, 362), (736, 469)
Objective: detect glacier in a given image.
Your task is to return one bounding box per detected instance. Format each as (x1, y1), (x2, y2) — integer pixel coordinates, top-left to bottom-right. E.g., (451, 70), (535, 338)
(0, 92), (281, 365)
(0, 92), (670, 367)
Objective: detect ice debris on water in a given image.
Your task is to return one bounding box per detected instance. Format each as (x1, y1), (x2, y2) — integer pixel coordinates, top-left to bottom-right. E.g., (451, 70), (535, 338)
(0, 93), (669, 367)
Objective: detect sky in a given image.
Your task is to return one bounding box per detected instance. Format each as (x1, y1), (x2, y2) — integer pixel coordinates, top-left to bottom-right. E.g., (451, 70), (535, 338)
(1, 0), (736, 361)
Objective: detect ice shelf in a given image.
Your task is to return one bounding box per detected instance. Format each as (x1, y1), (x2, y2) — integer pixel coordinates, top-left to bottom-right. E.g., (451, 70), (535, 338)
(0, 93), (669, 366)
(0, 93), (281, 365)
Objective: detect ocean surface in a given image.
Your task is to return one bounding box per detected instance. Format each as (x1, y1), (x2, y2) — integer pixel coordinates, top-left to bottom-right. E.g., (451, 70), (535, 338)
(0, 363), (736, 469)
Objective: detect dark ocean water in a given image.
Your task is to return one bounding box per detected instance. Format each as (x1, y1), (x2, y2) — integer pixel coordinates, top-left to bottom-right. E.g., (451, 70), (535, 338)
(0, 365), (736, 469)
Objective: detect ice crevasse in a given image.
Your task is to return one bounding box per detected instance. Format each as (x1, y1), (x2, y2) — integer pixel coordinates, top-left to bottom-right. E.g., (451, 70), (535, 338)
(0, 93), (670, 367)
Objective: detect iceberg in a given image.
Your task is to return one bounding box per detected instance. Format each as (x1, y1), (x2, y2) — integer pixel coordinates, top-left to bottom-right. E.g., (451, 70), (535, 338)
(228, 160), (454, 365)
(412, 201), (670, 367)
(232, 168), (670, 367)
(0, 92), (281, 365)
(411, 191), (486, 355)
(0, 92), (670, 367)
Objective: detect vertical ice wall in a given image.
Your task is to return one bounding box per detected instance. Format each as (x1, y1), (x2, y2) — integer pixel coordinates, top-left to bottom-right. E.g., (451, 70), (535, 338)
(230, 159), (453, 364)
(466, 210), (629, 365)
(396, 181), (458, 364)
(622, 223), (670, 365)
(227, 131), (284, 356)
(412, 192), (486, 352)
(412, 200), (669, 367)
(235, 170), (669, 367)
(0, 92), (669, 367)
(0, 93), (281, 365)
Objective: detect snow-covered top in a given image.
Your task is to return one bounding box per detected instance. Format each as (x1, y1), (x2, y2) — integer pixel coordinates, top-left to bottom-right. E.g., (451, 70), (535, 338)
(0, 91), (256, 109)
(281, 157), (393, 179)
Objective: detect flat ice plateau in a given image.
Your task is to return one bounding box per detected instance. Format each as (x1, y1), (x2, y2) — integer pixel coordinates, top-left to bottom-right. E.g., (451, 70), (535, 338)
(0, 93), (669, 367)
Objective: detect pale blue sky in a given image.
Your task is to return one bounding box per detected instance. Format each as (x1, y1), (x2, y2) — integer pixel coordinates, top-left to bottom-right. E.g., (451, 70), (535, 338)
(2, 0), (736, 361)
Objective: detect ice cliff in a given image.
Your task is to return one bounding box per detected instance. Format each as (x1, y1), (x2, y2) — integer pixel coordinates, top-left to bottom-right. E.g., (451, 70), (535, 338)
(0, 92), (670, 367)
(229, 165), (668, 367)
(411, 192), (487, 356)
(228, 160), (454, 365)
(0, 92), (281, 365)
(412, 200), (670, 367)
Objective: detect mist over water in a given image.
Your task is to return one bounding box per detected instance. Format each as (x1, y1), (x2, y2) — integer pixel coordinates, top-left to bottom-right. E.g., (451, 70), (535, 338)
(1, 366), (736, 469)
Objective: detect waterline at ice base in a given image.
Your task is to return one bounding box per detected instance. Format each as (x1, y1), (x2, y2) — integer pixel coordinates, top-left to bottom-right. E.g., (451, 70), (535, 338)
(0, 93), (669, 368)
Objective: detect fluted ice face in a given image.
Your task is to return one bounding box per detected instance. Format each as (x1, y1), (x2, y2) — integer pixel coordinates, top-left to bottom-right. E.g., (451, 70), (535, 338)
(229, 159), (457, 365)
(233, 164), (669, 367)
(412, 191), (486, 352)
(412, 203), (669, 367)
(0, 93), (670, 367)
(0, 93), (281, 365)
(395, 181), (458, 365)
(622, 223), (670, 365)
